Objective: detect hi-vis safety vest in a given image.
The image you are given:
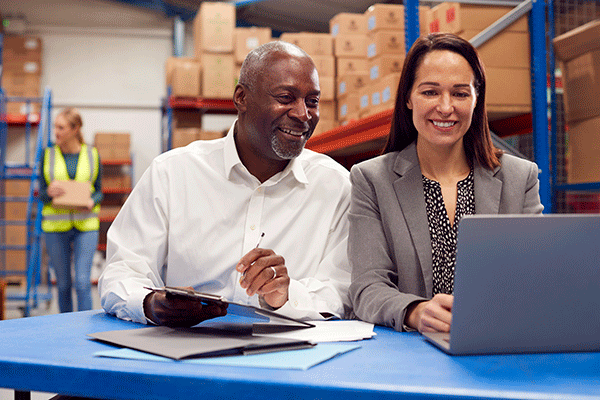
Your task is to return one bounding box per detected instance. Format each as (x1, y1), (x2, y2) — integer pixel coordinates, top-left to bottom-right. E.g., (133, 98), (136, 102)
(42, 144), (100, 232)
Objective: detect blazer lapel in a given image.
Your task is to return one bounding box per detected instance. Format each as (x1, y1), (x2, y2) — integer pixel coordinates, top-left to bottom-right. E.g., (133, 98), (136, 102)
(392, 144), (434, 296)
(474, 164), (502, 214)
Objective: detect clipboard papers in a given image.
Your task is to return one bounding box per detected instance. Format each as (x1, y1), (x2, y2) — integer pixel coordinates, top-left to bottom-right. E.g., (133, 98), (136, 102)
(145, 286), (315, 328)
(89, 325), (315, 360)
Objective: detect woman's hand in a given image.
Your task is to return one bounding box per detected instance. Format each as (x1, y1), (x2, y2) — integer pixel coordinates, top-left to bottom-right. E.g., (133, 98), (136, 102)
(405, 294), (453, 333)
(47, 181), (66, 198)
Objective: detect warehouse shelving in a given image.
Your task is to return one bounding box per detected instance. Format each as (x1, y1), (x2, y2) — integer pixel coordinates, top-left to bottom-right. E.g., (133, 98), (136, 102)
(161, 87), (237, 152)
(307, 0), (556, 211)
(0, 87), (53, 317)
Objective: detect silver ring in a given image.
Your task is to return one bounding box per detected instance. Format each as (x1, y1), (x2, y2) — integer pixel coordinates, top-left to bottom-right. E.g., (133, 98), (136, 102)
(271, 266), (277, 279)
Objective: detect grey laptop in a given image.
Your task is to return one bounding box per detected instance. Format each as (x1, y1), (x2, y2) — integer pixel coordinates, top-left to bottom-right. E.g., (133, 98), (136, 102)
(423, 214), (600, 355)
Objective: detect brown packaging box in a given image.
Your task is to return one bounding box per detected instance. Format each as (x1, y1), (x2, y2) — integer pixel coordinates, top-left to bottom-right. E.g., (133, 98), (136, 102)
(337, 73), (369, 98)
(365, 4), (405, 32)
(330, 13), (367, 37)
(234, 27), (272, 63)
(367, 31), (405, 59)
(376, 72), (401, 112)
(2, 226), (27, 246)
(165, 58), (202, 97)
(459, 30), (530, 69)
(4, 250), (27, 271)
(336, 58), (369, 77)
(368, 55), (404, 82)
(319, 76), (335, 101)
(427, 2), (528, 34)
(4, 202), (29, 221)
(102, 174), (132, 191)
(51, 181), (92, 209)
(334, 34), (368, 58)
(172, 128), (202, 148)
(553, 19), (600, 123)
(485, 67), (531, 120)
(280, 32), (333, 57)
(311, 55), (336, 78)
(201, 53), (236, 99)
(193, 2), (236, 56)
(566, 115), (600, 184)
(4, 179), (30, 197)
(338, 93), (361, 122)
(319, 100), (337, 122)
(95, 132), (131, 161)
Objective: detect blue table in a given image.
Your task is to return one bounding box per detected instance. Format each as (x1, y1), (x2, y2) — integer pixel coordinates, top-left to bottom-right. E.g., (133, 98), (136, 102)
(1, 310), (599, 400)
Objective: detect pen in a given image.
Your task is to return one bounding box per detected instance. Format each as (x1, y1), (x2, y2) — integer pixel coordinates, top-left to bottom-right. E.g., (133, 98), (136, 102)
(255, 232), (265, 248)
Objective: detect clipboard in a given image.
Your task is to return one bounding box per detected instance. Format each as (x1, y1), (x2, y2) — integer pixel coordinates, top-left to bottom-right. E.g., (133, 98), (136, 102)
(146, 286), (315, 328)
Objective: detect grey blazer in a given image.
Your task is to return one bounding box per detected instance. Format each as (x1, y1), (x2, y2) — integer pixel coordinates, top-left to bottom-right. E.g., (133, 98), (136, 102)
(348, 143), (544, 331)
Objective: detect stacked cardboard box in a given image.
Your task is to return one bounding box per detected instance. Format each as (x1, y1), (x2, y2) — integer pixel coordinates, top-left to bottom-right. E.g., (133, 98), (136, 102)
(1, 180), (32, 274)
(426, 2), (531, 120)
(234, 26), (272, 83)
(171, 128), (225, 148)
(165, 57), (202, 97)
(1, 36), (42, 115)
(94, 132), (131, 162)
(193, 2), (237, 99)
(553, 20), (600, 184)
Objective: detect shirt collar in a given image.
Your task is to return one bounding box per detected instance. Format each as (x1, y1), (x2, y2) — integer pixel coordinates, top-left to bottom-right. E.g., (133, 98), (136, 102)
(224, 120), (309, 185)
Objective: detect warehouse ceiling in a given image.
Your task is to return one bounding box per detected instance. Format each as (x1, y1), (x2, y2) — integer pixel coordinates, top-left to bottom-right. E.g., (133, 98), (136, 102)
(0, 0), (399, 33)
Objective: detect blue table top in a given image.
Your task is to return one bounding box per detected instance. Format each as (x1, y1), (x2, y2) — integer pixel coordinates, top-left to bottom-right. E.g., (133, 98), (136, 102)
(1, 310), (599, 400)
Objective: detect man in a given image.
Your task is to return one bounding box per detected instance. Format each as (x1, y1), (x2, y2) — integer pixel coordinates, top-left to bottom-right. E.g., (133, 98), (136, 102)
(98, 41), (351, 327)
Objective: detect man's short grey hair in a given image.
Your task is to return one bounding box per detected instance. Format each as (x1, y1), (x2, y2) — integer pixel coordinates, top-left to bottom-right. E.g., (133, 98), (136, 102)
(238, 41), (311, 90)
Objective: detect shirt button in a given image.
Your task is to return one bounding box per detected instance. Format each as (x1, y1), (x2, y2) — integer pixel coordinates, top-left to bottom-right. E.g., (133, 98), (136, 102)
(250, 225), (256, 230)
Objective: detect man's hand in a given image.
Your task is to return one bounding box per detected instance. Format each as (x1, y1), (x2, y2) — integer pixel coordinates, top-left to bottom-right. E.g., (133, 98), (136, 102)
(405, 293), (453, 333)
(236, 248), (290, 309)
(143, 286), (227, 327)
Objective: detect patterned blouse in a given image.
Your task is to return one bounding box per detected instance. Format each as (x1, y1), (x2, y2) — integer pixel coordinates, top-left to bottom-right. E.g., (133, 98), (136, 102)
(422, 170), (475, 295)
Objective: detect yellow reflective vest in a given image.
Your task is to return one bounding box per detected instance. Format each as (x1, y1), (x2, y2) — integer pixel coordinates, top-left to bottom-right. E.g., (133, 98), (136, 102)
(42, 144), (100, 232)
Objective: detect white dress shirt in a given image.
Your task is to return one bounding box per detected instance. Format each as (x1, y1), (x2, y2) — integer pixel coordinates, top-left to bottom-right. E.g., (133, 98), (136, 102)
(99, 121), (351, 324)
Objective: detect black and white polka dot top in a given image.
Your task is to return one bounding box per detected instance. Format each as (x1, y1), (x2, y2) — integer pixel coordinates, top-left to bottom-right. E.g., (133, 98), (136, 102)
(422, 170), (475, 296)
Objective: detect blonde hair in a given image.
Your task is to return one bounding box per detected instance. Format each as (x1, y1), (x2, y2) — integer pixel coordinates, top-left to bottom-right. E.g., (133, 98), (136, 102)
(57, 108), (84, 144)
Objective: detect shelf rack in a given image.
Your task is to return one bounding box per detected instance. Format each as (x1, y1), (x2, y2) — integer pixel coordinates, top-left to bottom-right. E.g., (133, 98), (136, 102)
(308, 0), (556, 211)
(161, 87), (237, 152)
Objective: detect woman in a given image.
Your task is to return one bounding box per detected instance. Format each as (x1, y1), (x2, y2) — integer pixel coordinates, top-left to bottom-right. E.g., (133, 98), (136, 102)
(40, 108), (103, 312)
(348, 33), (543, 333)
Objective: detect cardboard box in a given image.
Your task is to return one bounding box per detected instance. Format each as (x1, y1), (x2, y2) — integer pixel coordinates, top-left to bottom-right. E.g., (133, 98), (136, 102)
(427, 2), (528, 34)
(367, 30), (405, 59)
(102, 174), (132, 191)
(338, 93), (361, 122)
(365, 4), (405, 32)
(280, 32), (333, 57)
(3, 225), (27, 246)
(193, 2), (236, 55)
(334, 34), (368, 58)
(172, 109), (202, 129)
(337, 73), (369, 98)
(553, 20), (600, 122)
(567, 115), (600, 183)
(4, 202), (28, 221)
(165, 58), (202, 97)
(199, 130), (225, 140)
(319, 100), (336, 121)
(336, 58), (368, 76)
(95, 132), (131, 161)
(201, 53), (236, 99)
(312, 119), (338, 138)
(234, 27), (272, 63)
(358, 85), (373, 118)
(311, 55), (336, 77)
(485, 67), (531, 119)
(369, 55), (404, 82)
(460, 30), (530, 68)
(2, 71), (41, 94)
(3, 250), (27, 271)
(320, 76), (335, 101)
(172, 128), (202, 148)
(51, 181), (92, 209)
(99, 206), (121, 221)
(4, 179), (29, 197)
(553, 19), (600, 62)
(377, 73), (401, 112)
(330, 13), (367, 37)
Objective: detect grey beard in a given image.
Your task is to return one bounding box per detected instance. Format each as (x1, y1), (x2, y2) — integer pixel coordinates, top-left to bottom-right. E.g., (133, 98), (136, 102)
(271, 135), (303, 160)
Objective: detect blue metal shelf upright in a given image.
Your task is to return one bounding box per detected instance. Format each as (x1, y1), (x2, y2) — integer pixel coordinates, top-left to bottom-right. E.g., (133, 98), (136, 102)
(0, 79), (54, 316)
(405, 0), (553, 211)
